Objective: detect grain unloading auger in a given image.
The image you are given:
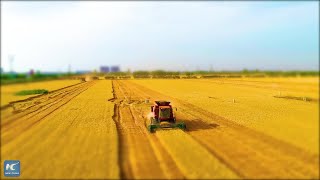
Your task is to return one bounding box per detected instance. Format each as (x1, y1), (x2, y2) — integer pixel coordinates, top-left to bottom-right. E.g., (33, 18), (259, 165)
(147, 101), (186, 133)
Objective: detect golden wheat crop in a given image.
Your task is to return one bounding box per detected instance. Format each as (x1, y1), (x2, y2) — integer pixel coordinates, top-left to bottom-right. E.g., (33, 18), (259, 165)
(132, 77), (319, 154)
(1, 80), (119, 179)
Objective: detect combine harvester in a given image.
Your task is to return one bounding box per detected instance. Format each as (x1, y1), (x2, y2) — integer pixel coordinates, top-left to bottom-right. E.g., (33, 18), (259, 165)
(147, 101), (186, 133)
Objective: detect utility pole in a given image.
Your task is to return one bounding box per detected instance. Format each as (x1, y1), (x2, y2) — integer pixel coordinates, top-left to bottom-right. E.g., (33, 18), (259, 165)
(68, 64), (71, 75)
(8, 55), (14, 73)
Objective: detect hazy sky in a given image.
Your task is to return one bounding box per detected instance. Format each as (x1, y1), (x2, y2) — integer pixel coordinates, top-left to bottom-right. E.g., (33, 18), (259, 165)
(1, 1), (319, 72)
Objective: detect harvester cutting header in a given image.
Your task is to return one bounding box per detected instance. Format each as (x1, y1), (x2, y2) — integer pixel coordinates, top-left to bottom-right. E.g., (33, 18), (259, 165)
(147, 101), (186, 132)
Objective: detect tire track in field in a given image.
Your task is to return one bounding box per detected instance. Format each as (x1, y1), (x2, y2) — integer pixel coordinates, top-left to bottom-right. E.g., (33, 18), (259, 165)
(112, 80), (164, 179)
(111, 81), (184, 179)
(1, 81), (96, 146)
(124, 80), (319, 179)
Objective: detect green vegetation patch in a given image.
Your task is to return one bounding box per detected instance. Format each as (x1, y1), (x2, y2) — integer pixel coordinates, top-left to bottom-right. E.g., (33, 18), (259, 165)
(15, 89), (49, 96)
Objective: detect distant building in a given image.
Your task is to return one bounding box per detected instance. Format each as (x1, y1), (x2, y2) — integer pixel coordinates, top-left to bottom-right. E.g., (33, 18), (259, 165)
(110, 66), (120, 72)
(29, 69), (35, 76)
(100, 66), (110, 73)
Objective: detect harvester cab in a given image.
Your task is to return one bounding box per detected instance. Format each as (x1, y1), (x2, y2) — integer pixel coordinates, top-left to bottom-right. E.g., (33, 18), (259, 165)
(147, 101), (186, 133)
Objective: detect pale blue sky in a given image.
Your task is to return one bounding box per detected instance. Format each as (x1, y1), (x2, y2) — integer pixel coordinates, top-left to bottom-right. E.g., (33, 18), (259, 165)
(1, 1), (319, 72)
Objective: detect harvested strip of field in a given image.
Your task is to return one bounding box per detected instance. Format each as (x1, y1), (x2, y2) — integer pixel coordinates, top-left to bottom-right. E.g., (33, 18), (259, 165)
(156, 130), (239, 179)
(125, 80), (319, 178)
(1, 80), (119, 179)
(116, 105), (166, 179)
(112, 80), (184, 179)
(1, 79), (81, 106)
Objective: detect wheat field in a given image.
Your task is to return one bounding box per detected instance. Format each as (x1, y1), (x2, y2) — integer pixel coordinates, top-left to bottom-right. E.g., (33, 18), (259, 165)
(1, 77), (319, 179)
(133, 77), (319, 154)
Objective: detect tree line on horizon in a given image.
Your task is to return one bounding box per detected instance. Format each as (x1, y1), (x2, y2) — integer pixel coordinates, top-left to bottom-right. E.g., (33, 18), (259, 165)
(1, 69), (318, 84)
(103, 69), (319, 78)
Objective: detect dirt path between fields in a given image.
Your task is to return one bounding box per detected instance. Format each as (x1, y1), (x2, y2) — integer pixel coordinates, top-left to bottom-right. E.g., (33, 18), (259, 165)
(118, 80), (319, 179)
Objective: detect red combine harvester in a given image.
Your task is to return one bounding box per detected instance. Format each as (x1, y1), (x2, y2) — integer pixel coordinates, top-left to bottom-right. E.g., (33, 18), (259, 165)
(147, 101), (186, 132)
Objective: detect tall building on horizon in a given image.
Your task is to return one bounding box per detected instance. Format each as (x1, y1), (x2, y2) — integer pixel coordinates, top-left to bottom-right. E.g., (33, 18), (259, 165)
(110, 66), (120, 72)
(100, 66), (110, 73)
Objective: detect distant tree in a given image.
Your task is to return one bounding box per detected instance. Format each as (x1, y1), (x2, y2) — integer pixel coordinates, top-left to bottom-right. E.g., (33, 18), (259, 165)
(151, 70), (166, 76)
(242, 68), (249, 74)
(133, 71), (150, 76)
(126, 69), (131, 75)
(185, 72), (194, 76)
